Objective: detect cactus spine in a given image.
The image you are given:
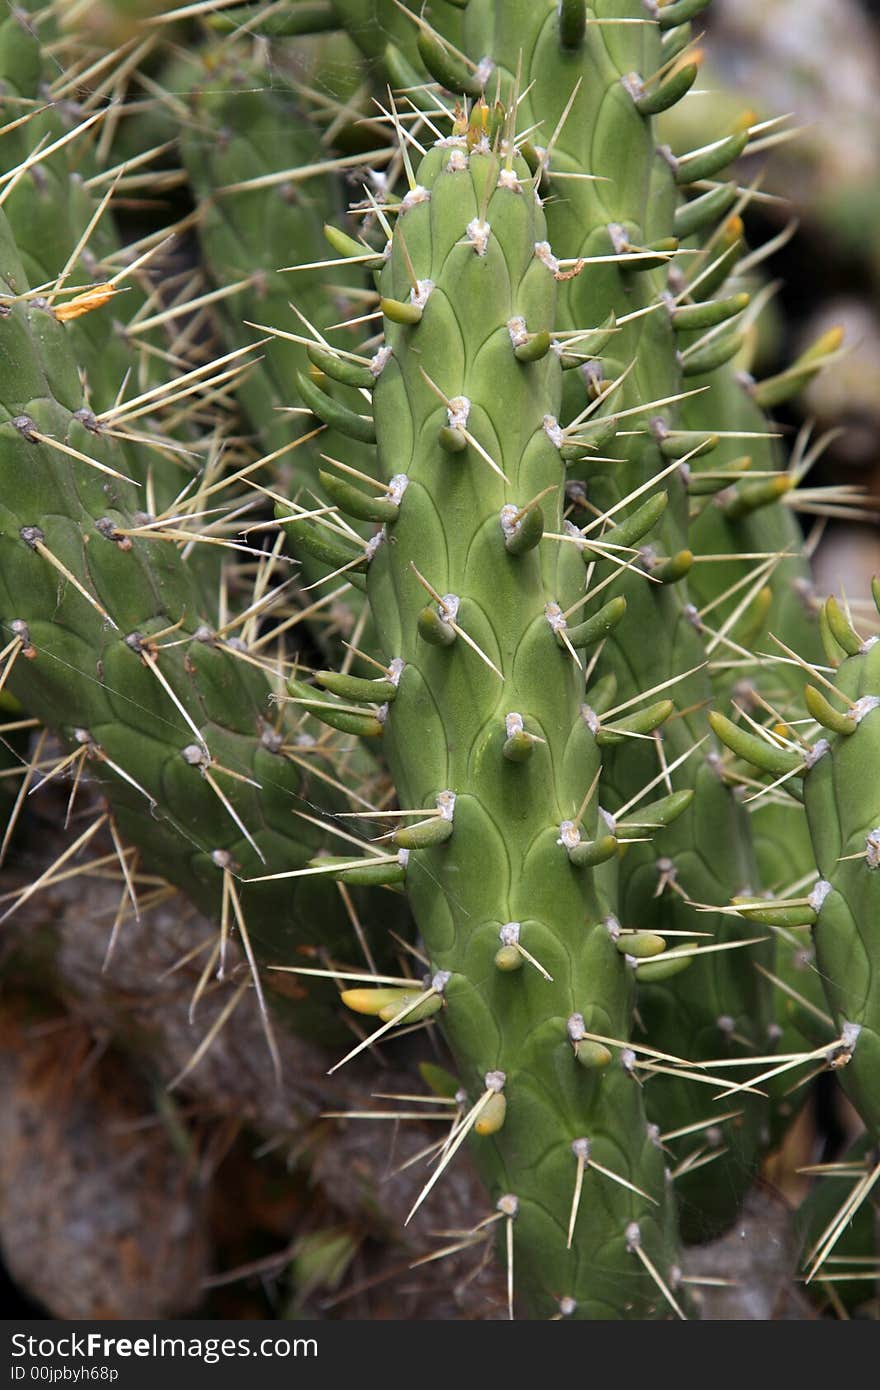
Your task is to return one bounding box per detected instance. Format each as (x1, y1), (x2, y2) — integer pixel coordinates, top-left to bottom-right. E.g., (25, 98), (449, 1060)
(0, 190), (369, 1041)
(299, 106), (683, 1318)
(336, 0), (772, 1239)
(2, 0), (878, 1319)
(713, 594), (880, 1144)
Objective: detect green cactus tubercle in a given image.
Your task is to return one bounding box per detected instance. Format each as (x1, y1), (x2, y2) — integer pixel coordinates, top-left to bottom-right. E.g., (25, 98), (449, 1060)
(2, 0), (877, 1320)
(288, 102), (696, 1318)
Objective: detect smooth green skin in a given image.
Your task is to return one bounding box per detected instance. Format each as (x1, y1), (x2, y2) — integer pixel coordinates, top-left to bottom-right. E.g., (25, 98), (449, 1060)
(357, 138), (678, 1318)
(328, 0), (464, 66)
(803, 639), (880, 1139)
(0, 208), (370, 1043)
(211, 1), (338, 36)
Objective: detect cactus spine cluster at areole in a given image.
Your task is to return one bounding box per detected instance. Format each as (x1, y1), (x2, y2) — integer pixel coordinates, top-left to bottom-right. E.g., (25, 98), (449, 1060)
(0, 0), (877, 1319)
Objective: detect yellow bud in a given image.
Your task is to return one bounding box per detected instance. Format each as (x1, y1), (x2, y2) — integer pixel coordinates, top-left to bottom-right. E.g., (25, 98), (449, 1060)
(475, 1091), (507, 1136)
(54, 284), (117, 322)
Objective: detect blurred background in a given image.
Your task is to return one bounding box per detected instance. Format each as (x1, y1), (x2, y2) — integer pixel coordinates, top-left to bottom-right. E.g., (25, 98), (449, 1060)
(698, 0), (880, 596)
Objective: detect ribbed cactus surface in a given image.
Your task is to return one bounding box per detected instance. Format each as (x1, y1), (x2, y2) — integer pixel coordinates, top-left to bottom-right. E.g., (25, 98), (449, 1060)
(319, 115), (681, 1318)
(0, 200), (368, 1041)
(1, 0), (877, 1321)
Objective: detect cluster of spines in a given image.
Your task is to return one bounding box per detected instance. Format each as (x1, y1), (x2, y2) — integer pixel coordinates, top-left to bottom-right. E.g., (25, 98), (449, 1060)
(712, 594), (880, 1142)
(2, 0), (876, 1317)
(0, 147), (376, 1046)
(401, 0), (772, 1234)
(269, 0), (873, 1281)
(278, 77), (752, 1311)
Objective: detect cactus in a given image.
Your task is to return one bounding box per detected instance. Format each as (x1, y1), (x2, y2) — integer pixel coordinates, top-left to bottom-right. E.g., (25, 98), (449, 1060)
(173, 46), (391, 628)
(0, 189), (382, 1043)
(269, 0), (795, 1235)
(288, 99), (689, 1318)
(712, 593), (880, 1145)
(796, 1133), (880, 1316)
(2, 0), (878, 1320)
(679, 276), (835, 1080)
(364, 0), (772, 1241)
